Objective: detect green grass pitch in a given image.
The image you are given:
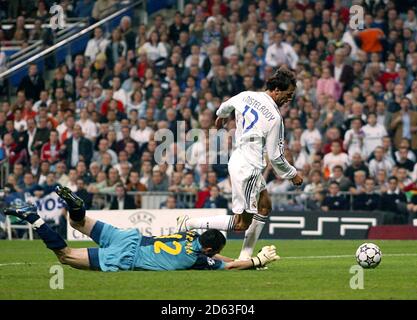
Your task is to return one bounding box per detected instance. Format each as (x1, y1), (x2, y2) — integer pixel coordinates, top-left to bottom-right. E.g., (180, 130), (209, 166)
(1, 239), (416, 300)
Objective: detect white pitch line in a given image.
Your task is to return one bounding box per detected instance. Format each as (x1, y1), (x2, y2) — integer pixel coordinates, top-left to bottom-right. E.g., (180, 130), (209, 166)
(283, 253), (417, 260)
(0, 262), (39, 267)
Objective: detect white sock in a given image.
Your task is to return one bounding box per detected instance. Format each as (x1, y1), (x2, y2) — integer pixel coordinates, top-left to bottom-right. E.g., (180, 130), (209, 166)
(186, 215), (235, 231)
(238, 214), (267, 260)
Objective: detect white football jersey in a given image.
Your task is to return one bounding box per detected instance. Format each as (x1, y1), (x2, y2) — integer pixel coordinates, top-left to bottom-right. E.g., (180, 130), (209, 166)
(216, 91), (297, 179)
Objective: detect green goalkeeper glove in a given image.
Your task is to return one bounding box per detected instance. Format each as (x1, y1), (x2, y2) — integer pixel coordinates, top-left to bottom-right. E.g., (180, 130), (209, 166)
(251, 245), (280, 268)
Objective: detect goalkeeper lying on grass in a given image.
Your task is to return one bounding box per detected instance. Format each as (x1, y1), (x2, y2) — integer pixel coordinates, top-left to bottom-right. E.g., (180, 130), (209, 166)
(3, 186), (279, 271)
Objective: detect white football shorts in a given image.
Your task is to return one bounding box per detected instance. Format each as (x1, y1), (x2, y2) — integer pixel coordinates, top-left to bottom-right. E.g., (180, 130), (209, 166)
(228, 150), (266, 214)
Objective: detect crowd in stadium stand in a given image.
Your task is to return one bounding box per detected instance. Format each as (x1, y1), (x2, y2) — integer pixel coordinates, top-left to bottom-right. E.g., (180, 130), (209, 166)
(1, 0), (417, 228)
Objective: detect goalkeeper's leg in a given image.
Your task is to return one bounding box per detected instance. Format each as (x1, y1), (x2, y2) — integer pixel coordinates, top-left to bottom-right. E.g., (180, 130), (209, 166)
(55, 185), (97, 236)
(3, 203), (91, 269)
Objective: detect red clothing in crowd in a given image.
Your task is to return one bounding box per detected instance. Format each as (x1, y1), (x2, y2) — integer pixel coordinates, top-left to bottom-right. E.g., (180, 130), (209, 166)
(137, 61), (148, 79)
(41, 142), (61, 164)
(322, 139), (345, 155)
(4, 142), (19, 165)
(378, 71), (399, 89)
(100, 99), (124, 116)
(22, 109), (37, 120)
(207, 0), (228, 16)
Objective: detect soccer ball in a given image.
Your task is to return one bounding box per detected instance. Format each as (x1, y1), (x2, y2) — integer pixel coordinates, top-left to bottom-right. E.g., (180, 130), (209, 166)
(355, 243), (382, 269)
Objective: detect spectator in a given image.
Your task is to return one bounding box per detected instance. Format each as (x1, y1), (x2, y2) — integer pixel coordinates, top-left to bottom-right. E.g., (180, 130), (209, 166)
(394, 139), (416, 162)
(17, 64), (45, 102)
(390, 97), (417, 150)
(265, 32), (298, 69)
(321, 182), (349, 211)
(331, 48), (354, 91)
(328, 165), (352, 192)
(380, 176), (408, 224)
(349, 170), (367, 195)
(362, 113), (388, 159)
(168, 171), (183, 193)
(126, 170), (147, 208)
(180, 172), (199, 194)
(323, 141), (349, 173)
(395, 147), (415, 172)
(290, 140), (308, 171)
(42, 172), (59, 195)
(139, 31), (168, 68)
(368, 146), (394, 178)
(120, 16), (136, 52)
(115, 126), (139, 153)
(105, 28), (127, 69)
(76, 108), (98, 141)
(87, 171), (108, 194)
(353, 177), (381, 211)
(344, 152), (370, 182)
(148, 169), (169, 192)
(316, 67), (342, 101)
(110, 184), (136, 210)
(407, 193), (417, 223)
(396, 167), (413, 191)
(203, 185), (228, 209)
(300, 117), (322, 156)
(88, 161), (101, 182)
(118, 162), (131, 186)
(343, 117), (364, 159)
(40, 129), (61, 166)
(66, 169), (78, 192)
(75, 160), (94, 185)
(13, 108), (27, 132)
(302, 170), (324, 198)
(160, 194), (182, 209)
(356, 27), (385, 54)
(100, 167), (122, 193)
(2, 133), (22, 166)
(210, 65), (237, 99)
(139, 160), (153, 187)
(92, 138), (117, 165)
(62, 124), (93, 169)
(130, 117), (154, 148)
(318, 100), (345, 133)
(266, 174), (292, 194)
(56, 114), (75, 144)
(92, 0), (116, 21)
(75, 178), (93, 210)
(169, 12), (188, 44)
(53, 161), (67, 184)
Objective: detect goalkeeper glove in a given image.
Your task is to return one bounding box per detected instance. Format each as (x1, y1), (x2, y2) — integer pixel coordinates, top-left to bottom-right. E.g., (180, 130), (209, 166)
(251, 245), (280, 268)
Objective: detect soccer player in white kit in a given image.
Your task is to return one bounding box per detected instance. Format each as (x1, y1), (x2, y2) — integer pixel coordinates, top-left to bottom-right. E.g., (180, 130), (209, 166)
(178, 68), (303, 261)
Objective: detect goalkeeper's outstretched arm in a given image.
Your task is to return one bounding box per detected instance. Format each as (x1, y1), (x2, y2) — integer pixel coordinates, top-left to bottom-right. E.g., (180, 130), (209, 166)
(218, 245), (280, 270)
